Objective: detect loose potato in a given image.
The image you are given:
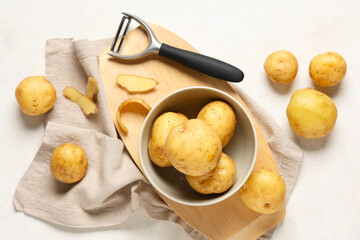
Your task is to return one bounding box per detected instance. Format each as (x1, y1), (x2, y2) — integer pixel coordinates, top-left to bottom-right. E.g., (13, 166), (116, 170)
(50, 143), (88, 184)
(239, 169), (286, 214)
(264, 50), (298, 84)
(148, 112), (188, 167)
(165, 119), (222, 176)
(309, 52), (346, 87)
(186, 153), (236, 194)
(286, 88), (337, 138)
(197, 101), (236, 148)
(15, 76), (56, 116)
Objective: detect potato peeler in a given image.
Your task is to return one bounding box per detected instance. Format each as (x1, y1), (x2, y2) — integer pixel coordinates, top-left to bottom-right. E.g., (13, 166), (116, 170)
(108, 12), (244, 83)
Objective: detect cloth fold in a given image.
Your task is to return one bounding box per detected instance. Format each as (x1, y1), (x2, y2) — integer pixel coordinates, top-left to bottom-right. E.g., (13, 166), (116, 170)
(13, 38), (302, 240)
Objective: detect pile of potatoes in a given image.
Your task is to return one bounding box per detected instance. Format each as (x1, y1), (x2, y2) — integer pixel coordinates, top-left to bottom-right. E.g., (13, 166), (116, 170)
(148, 100), (238, 194)
(237, 50), (347, 215)
(264, 50), (346, 138)
(236, 50), (346, 214)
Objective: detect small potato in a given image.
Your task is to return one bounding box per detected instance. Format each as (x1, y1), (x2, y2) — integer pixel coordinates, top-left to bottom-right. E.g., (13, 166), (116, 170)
(186, 153), (236, 194)
(197, 101), (236, 148)
(50, 143), (88, 184)
(264, 50), (298, 84)
(239, 169), (286, 214)
(286, 88), (337, 138)
(15, 76), (56, 116)
(148, 112), (188, 167)
(309, 52), (346, 87)
(165, 119), (222, 176)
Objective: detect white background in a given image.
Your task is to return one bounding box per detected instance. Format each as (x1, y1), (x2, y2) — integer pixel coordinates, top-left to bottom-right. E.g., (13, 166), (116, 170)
(1, 0), (359, 239)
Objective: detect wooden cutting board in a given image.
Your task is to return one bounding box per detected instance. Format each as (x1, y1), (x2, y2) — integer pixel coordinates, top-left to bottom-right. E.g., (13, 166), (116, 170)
(99, 24), (285, 240)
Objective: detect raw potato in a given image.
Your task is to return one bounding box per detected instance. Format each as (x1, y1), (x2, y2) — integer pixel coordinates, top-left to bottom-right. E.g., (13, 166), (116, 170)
(309, 52), (347, 87)
(186, 153), (237, 194)
(116, 74), (158, 93)
(50, 143), (88, 184)
(15, 75), (56, 116)
(239, 169), (286, 214)
(165, 119), (222, 176)
(286, 88), (337, 138)
(63, 86), (98, 115)
(264, 50), (298, 84)
(86, 76), (99, 99)
(148, 112), (188, 167)
(197, 100), (236, 147)
(117, 97), (152, 134)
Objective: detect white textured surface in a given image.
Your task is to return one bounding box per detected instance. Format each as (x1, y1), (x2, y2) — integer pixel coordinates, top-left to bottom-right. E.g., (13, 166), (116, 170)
(1, 0), (360, 239)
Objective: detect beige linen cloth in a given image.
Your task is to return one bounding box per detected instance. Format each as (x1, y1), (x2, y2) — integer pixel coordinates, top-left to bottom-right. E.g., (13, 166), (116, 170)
(13, 38), (302, 240)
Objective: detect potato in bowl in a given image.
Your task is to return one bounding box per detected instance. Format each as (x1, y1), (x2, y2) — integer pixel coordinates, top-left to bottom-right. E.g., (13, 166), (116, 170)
(148, 112), (188, 167)
(197, 100), (237, 148)
(185, 153), (237, 194)
(165, 119), (222, 177)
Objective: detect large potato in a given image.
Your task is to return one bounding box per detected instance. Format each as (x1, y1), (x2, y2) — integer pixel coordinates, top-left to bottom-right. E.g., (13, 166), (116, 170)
(239, 169), (286, 214)
(264, 50), (298, 84)
(50, 143), (88, 184)
(309, 52), (346, 87)
(148, 112), (188, 167)
(286, 88), (337, 138)
(15, 76), (56, 116)
(197, 100), (236, 148)
(186, 153), (236, 194)
(165, 119), (222, 176)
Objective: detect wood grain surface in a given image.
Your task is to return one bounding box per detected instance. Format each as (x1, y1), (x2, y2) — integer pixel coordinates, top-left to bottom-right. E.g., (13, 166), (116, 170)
(99, 24), (285, 240)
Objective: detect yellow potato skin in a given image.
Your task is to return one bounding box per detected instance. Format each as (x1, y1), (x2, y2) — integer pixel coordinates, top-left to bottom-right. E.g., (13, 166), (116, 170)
(165, 119), (222, 176)
(15, 76), (56, 116)
(197, 101), (236, 148)
(264, 50), (298, 84)
(148, 112), (188, 167)
(50, 143), (88, 184)
(286, 88), (337, 138)
(186, 153), (236, 194)
(239, 169), (286, 214)
(309, 52), (346, 87)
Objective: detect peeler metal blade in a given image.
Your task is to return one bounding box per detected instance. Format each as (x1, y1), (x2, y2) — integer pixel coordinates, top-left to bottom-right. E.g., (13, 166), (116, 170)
(108, 12), (161, 60)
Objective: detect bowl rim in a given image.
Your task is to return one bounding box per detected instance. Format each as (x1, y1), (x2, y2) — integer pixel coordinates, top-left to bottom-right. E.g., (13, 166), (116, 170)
(139, 86), (258, 206)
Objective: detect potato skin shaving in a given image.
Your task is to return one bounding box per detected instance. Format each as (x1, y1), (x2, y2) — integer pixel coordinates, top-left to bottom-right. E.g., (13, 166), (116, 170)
(116, 74), (158, 93)
(86, 76), (99, 99)
(63, 86), (98, 115)
(117, 97), (152, 133)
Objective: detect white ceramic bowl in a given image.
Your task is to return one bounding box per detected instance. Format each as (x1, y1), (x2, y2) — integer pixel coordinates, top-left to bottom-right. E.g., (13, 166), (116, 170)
(139, 86), (257, 206)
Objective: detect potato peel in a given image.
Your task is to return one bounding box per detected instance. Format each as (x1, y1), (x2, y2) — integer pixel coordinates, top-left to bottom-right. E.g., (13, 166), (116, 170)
(63, 86), (98, 115)
(116, 74), (158, 93)
(117, 97), (152, 134)
(86, 76), (99, 99)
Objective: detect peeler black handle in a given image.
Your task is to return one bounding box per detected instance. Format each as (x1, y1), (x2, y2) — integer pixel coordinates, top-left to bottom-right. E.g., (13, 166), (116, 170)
(159, 43), (244, 82)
